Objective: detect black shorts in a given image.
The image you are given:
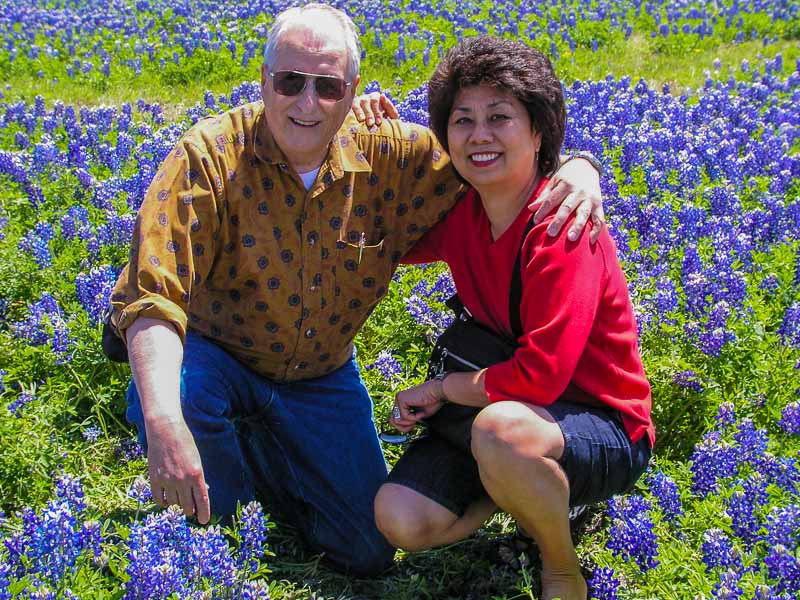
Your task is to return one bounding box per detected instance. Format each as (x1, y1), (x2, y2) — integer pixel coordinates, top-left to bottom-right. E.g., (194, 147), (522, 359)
(385, 399), (652, 517)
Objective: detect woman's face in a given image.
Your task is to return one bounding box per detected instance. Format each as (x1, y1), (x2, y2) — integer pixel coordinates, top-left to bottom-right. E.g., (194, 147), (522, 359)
(446, 84), (542, 193)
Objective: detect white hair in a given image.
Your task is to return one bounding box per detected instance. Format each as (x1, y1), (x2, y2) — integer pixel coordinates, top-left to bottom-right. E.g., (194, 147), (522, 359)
(262, 4), (361, 81)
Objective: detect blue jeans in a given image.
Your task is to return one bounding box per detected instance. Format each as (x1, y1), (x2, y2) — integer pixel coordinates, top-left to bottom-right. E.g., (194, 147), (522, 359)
(126, 332), (395, 576)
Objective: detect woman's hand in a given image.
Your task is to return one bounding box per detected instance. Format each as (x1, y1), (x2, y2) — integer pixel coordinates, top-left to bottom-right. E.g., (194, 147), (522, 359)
(529, 157), (605, 244)
(351, 92), (399, 128)
(390, 380), (445, 433)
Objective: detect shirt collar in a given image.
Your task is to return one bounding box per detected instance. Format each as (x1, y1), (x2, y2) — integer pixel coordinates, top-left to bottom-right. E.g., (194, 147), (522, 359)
(252, 103), (372, 176)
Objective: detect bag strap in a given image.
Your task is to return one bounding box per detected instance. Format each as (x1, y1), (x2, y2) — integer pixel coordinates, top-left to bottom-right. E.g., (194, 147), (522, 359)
(508, 215), (535, 340)
(444, 214), (534, 341)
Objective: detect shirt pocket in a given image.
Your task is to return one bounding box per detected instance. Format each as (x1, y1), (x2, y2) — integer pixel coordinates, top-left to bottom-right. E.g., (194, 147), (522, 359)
(332, 234), (391, 317)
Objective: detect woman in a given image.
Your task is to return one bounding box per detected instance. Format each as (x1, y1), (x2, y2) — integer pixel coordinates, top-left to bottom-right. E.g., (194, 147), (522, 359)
(374, 37), (654, 600)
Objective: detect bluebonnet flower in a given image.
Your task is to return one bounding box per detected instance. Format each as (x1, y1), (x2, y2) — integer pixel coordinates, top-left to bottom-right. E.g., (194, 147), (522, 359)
(0, 369), (7, 395)
(727, 474), (768, 546)
(55, 474), (87, 513)
(758, 454), (800, 496)
(127, 477), (152, 504)
(588, 567), (619, 600)
(241, 580), (271, 599)
(607, 495), (659, 571)
(60, 206), (90, 241)
(0, 217), (7, 242)
(647, 471), (683, 522)
(733, 419), (769, 466)
(760, 273), (780, 293)
(75, 265), (118, 323)
(18, 222), (55, 269)
(764, 544), (800, 596)
(672, 369), (703, 392)
(365, 350), (403, 382)
(702, 529), (743, 573)
(405, 294), (453, 335)
(7, 392), (35, 416)
(779, 402), (800, 435)
(779, 303), (800, 348)
(765, 505), (800, 550)
(12, 293), (72, 360)
(690, 431), (739, 495)
(715, 401), (736, 431)
(123, 506), (237, 599)
(712, 568), (744, 599)
(0, 560), (10, 600)
(81, 425), (102, 442)
(236, 501), (268, 574)
(5, 488), (101, 588)
(115, 438), (144, 463)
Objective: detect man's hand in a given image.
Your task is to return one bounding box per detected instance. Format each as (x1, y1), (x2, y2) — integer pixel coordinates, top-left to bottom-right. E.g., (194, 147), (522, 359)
(351, 91), (399, 128)
(390, 381), (445, 433)
(146, 417), (211, 524)
(126, 317), (212, 523)
(529, 157), (605, 244)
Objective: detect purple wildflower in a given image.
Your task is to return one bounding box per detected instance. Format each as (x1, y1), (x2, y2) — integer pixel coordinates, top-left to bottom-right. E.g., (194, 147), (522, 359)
(779, 303), (800, 348)
(690, 431), (739, 495)
(733, 419), (768, 466)
(81, 426), (102, 442)
(115, 438), (144, 463)
(127, 477), (152, 505)
(7, 392), (35, 417)
(365, 350), (403, 382)
(715, 401), (736, 431)
(648, 471), (683, 522)
(712, 568), (744, 599)
(588, 567), (619, 600)
(607, 495), (659, 571)
(236, 501), (268, 574)
(779, 402), (800, 435)
(701, 529), (743, 573)
(672, 369), (703, 392)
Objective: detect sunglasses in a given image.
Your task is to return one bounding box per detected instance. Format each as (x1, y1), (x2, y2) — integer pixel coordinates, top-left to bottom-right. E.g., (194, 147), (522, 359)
(269, 70), (352, 102)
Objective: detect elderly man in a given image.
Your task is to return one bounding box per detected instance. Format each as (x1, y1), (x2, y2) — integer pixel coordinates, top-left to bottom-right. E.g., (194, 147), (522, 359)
(110, 3), (604, 575)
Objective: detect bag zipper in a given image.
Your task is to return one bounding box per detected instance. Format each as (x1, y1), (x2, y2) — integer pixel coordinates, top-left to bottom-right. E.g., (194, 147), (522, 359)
(441, 348), (482, 371)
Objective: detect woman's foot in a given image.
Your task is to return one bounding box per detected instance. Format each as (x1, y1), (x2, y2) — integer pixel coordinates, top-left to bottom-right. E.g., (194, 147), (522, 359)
(541, 566), (587, 600)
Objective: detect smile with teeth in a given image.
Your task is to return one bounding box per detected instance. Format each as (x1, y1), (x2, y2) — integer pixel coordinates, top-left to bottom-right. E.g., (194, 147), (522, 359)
(469, 152), (501, 164)
(290, 117), (319, 127)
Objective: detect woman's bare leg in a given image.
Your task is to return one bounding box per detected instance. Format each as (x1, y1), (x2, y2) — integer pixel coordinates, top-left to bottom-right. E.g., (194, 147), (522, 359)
(374, 483), (496, 551)
(471, 401), (587, 600)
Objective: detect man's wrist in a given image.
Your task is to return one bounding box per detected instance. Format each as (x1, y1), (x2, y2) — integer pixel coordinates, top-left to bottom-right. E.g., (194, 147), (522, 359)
(560, 151), (604, 178)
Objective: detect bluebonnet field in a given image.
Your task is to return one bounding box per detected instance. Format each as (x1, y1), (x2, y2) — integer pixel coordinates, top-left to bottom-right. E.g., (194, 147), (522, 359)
(0, 0), (798, 598)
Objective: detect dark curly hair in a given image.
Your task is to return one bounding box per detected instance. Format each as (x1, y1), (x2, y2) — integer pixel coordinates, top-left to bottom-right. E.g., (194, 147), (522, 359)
(428, 36), (566, 177)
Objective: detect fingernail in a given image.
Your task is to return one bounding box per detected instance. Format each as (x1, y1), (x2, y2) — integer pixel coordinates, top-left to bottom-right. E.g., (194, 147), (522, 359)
(568, 231), (577, 241)
(366, 118), (374, 127)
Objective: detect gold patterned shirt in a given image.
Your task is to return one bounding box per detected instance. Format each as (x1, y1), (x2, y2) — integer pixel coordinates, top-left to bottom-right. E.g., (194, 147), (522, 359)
(111, 101), (464, 381)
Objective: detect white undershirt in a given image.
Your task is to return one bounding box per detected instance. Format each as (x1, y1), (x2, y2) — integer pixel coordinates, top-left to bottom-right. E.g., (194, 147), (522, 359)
(298, 167), (321, 191)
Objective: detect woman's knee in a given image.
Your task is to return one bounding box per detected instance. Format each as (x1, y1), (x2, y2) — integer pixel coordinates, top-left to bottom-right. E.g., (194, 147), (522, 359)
(374, 484), (455, 551)
(471, 402), (562, 466)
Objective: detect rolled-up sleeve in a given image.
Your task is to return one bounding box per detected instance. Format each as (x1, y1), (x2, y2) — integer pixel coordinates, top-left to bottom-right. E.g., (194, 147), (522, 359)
(110, 136), (222, 343)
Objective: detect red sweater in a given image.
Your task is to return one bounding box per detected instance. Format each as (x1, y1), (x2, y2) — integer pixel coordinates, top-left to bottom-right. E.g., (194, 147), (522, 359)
(403, 182), (655, 446)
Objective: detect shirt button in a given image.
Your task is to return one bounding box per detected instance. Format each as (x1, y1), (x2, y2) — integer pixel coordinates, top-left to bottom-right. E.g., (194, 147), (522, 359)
(305, 329), (314, 338)
(294, 364), (301, 370)
(309, 285), (317, 292)
(309, 238), (316, 246)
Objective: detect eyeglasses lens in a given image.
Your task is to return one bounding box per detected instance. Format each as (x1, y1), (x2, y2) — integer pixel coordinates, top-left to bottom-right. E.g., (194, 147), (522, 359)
(272, 71), (347, 101)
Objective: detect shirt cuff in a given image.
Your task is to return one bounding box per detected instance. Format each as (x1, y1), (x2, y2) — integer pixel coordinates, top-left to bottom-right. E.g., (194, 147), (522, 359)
(111, 294), (188, 345)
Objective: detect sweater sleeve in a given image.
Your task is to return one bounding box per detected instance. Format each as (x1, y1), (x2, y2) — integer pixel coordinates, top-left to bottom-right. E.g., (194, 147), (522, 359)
(483, 216), (608, 405)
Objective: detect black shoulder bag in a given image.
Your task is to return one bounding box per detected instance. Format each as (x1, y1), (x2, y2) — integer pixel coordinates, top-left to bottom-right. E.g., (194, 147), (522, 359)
(423, 216), (535, 453)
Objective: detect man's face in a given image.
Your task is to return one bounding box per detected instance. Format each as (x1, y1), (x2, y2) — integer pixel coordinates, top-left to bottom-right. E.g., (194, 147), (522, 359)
(261, 25), (359, 173)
